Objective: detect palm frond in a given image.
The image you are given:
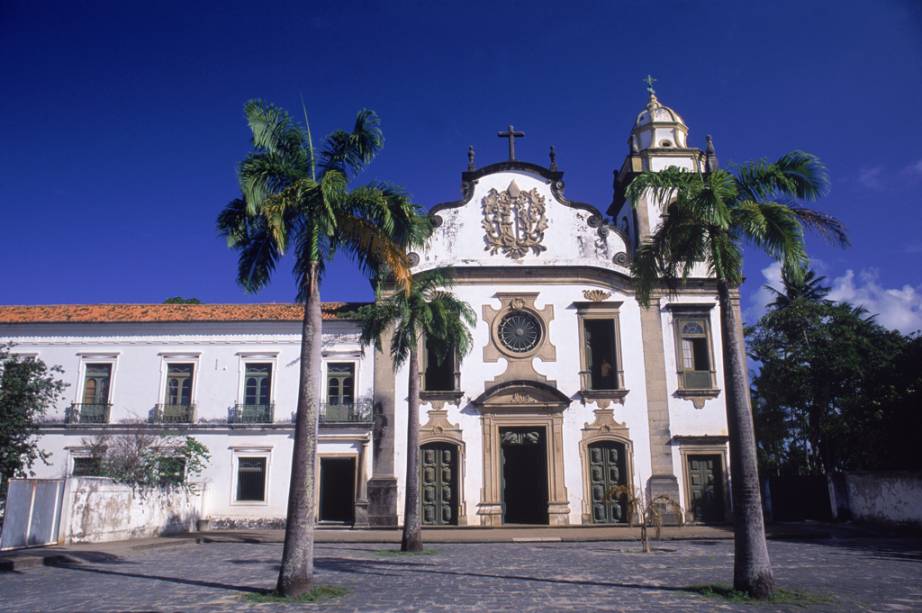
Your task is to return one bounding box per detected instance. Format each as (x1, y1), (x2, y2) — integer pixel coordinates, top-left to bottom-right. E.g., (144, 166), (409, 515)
(335, 215), (412, 294)
(320, 109), (384, 178)
(299, 94), (317, 182)
(789, 206), (849, 247)
(243, 99), (306, 159)
(773, 150), (829, 201)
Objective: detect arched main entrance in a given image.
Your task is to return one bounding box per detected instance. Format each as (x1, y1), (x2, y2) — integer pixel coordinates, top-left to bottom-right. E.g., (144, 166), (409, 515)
(420, 442), (459, 526)
(473, 380), (572, 526)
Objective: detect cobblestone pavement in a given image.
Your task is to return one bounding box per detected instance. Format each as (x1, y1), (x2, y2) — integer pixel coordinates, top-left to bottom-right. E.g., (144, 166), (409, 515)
(1, 537), (921, 612)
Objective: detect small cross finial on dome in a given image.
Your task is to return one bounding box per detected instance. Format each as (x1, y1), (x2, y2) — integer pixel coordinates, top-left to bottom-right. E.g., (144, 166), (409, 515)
(643, 74), (657, 95)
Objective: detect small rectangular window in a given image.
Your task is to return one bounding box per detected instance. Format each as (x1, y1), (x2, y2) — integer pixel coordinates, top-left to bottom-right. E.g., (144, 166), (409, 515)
(244, 363), (272, 406)
(424, 337), (456, 391)
(236, 457), (267, 501)
(677, 318), (713, 389)
(166, 363), (194, 406)
(82, 363), (112, 405)
(72, 457), (102, 477)
(584, 319), (618, 390)
(327, 363), (355, 406)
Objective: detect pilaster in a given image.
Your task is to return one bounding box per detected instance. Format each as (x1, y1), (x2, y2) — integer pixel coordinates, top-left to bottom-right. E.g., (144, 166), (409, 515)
(369, 327), (398, 527)
(638, 296), (682, 525)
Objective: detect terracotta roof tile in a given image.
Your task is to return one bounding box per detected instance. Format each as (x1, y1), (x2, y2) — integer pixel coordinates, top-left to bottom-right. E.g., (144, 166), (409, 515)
(0, 303), (366, 324)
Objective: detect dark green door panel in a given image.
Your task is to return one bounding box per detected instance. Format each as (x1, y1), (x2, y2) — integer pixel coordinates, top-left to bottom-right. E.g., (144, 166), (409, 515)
(421, 443), (458, 526)
(687, 454), (724, 523)
(588, 441), (628, 524)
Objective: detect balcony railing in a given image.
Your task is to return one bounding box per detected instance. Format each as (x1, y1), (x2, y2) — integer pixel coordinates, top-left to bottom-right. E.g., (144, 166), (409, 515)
(231, 403), (275, 424)
(66, 403), (111, 424)
(318, 400), (373, 425)
(153, 403), (196, 424)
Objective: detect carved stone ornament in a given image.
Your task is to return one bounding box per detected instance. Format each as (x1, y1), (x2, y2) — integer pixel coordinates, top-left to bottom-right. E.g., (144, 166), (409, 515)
(482, 180), (549, 259)
(582, 289), (611, 302)
(407, 252), (420, 267)
(502, 430), (541, 445)
(613, 252), (629, 266)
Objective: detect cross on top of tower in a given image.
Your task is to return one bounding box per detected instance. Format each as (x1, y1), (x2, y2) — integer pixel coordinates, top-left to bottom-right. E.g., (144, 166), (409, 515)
(643, 74), (657, 95)
(497, 124), (525, 160)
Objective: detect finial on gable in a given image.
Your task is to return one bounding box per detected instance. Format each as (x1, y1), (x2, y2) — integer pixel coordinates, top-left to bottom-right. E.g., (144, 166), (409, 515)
(467, 145), (475, 171)
(549, 145), (558, 171)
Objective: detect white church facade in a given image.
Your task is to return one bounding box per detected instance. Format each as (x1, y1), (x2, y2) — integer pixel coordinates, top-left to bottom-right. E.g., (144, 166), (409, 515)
(1, 92), (735, 528)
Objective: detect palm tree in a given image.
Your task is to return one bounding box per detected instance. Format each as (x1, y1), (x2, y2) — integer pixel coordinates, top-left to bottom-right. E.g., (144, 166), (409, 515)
(353, 268), (475, 551)
(767, 268), (830, 310)
(217, 100), (418, 596)
(626, 150), (847, 598)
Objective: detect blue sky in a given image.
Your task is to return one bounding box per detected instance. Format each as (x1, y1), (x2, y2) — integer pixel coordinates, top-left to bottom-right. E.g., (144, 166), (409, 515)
(2, 0), (920, 332)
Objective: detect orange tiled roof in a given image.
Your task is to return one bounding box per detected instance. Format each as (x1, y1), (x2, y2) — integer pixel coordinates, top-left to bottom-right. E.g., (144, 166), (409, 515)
(0, 303), (365, 324)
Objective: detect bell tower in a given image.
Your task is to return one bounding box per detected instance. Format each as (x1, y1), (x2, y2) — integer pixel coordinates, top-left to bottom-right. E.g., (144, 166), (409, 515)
(608, 78), (707, 247)
(609, 78), (713, 525)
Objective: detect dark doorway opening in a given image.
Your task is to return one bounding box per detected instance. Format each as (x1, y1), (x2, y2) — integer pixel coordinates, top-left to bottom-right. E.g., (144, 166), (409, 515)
(501, 427), (548, 524)
(319, 457), (355, 523)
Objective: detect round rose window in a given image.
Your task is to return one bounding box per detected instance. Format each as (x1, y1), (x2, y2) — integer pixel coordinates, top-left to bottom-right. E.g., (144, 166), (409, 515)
(498, 310), (542, 353)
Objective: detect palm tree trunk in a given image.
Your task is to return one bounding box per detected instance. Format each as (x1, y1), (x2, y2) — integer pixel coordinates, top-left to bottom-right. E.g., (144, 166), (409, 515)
(277, 261), (322, 596)
(401, 344), (423, 552)
(718, 279), (775, 599)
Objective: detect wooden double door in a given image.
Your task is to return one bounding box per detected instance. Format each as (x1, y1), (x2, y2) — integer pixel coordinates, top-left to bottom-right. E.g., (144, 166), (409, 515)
(686, 454), (725, 523)
(588, 441), (629, 524)
(420, 442), (459, 526)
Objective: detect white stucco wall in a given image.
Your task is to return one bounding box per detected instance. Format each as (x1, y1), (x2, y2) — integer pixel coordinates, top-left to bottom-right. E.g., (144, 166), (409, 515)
(415, 168), (629, 274)
(1, 319), (374, 522)
(62, 477), (201, 543)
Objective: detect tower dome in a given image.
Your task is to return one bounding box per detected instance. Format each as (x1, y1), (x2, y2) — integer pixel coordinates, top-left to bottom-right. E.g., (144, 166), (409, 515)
(630, 90), (689, 152)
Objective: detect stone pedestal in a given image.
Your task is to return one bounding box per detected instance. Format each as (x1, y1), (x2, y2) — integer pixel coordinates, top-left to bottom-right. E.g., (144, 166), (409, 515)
(367, 477), (398, 528)
(648, 474), (683, 526)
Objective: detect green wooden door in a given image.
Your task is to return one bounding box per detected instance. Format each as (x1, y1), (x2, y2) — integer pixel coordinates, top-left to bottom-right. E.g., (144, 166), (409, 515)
(687, 454), (724, 523)
(589, 441), (628, 524)
(421, 443), (458, 526)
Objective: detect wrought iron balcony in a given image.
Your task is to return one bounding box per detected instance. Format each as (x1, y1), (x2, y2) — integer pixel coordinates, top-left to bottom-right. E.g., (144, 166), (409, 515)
(153, 403), (196, 424)
(66, 403), (111, 424)
(318, 399), (373, 425)
(231, 403), (275, 424)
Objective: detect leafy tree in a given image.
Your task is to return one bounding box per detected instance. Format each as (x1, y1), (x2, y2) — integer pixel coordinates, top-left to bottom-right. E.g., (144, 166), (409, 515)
(217, 100), (417, 597)
(626, 151), (846, 598)
(354, 268), (474, 551)
(163, 297), (202, 304)
(0, 345), (67, 492)
(750, 296), (918, 476)
(766, 268), (829, 310)
(83, 428), (210, 493)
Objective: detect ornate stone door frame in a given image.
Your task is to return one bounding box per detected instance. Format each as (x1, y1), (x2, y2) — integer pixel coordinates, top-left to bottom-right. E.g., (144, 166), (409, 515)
(419, 409), (467, 526)
(472, 381), (571, 526)
(578, 409), (634, 524)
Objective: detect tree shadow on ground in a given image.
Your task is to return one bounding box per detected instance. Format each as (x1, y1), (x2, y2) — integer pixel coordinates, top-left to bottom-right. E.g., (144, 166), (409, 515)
(46, 560), (265, 594)
(779, 537), (922, 564)
(313, 556), (708, 595)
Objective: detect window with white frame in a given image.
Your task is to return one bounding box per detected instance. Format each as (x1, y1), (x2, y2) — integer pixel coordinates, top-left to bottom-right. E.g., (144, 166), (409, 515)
(243, 363), (272, 406)
(235, 455), (268, 502)
(674, 316), (714, 389)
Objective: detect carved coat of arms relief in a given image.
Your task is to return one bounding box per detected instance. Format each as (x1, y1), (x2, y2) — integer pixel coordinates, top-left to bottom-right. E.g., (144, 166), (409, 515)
(481, 180), (549, 259)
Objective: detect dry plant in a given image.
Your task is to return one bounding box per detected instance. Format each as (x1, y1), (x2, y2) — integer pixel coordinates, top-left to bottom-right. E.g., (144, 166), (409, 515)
(82, 423), (209, 493)
(607, 483), (683, 553)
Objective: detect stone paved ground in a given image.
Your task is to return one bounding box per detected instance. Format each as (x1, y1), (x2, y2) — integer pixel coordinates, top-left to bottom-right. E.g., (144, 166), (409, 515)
(1, 537), (921, 612)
